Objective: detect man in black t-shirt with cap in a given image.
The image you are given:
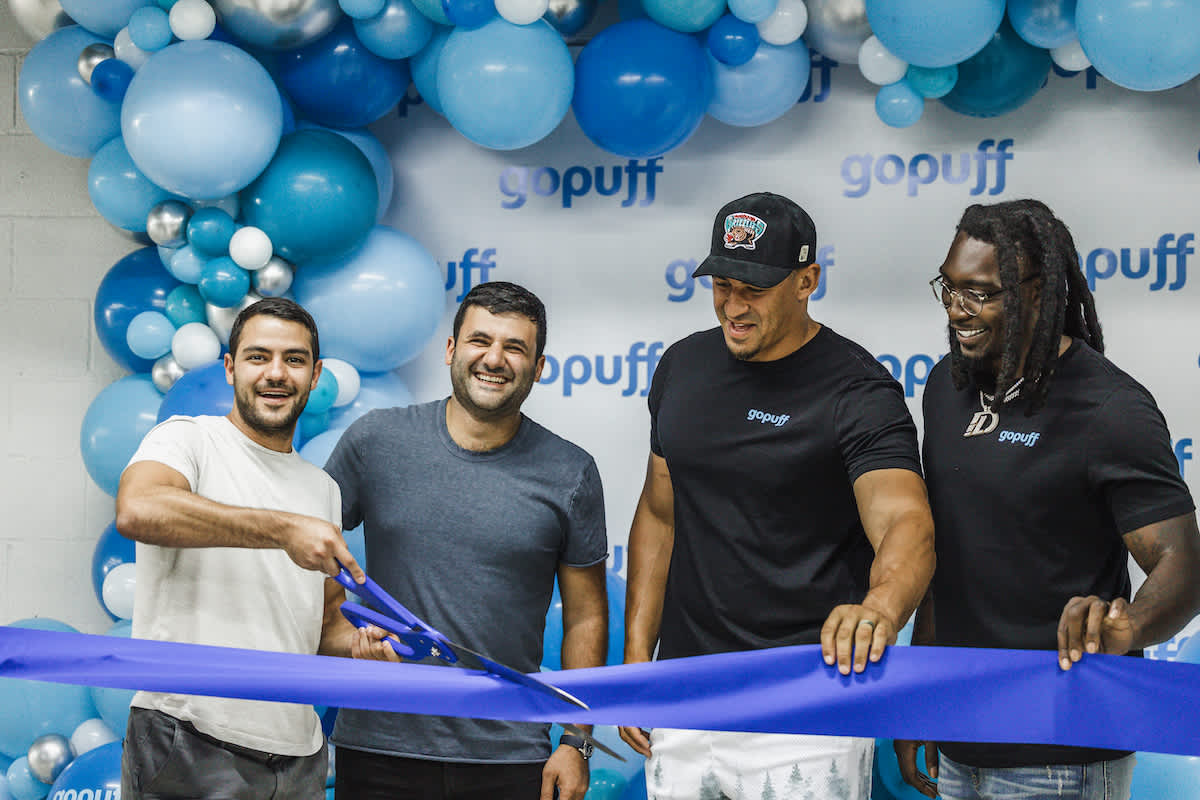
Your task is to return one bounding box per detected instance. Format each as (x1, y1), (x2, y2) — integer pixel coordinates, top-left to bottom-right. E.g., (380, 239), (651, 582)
(895, 200), (1200, 800)
(617, 192), (937, 800)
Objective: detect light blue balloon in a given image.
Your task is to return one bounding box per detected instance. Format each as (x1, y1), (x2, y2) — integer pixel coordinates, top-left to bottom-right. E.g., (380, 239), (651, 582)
(876, 80), (924, 127)
(298, 409), (331, 442)
(325, 370), (414, 430)
(4, 758), (43, 800)
(60, 0), (155, 37)
(88, 137), (175, 233)
(121, 40), (283, 199)
(198, 256), (250, 308)
(157, 360), (232, 422)
(438, 18), (574, 150)
(164, 244), (205, 284)
(80, 374), (163, 496)
(165, 284), (207, 326)
(728, 0), (777, 24)
(410, 25), (452, 113)
(87, 622), (136, 743)
(0, 774), (13, 800)
(129, 6), (173, 50)
(411, 0), (451, 24)
(1130, 752), (1200, 799)
(292, 226), (444, 372)
(297, 123), (395, 222)
(1076, 0), (1200, 91)
(126, 309), (176, 359)
(186, 207), (237, 257)
(707, 39), (811, 127)
(341, 0), (387, 18)
(643, 0), (725, 32)
(906, 64), (958, 98)
(17, 26), (123, 158)
(306, 369), (340, 415)
(1007, 0), (1077, 49)
(865, 0), (1005, 68)
(354, 0), (434, 59)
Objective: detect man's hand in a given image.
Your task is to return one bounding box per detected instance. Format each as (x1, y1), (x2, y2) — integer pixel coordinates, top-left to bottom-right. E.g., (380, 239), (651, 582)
(820, 604), (898, 675)
(1056, 595), (1134, 670)
(541, 744), (589, 800)
(894, 740), (939, 798)
(349, 624), (402, 662)
(282, 514), (364, 582)
(618, 726), (652, 758)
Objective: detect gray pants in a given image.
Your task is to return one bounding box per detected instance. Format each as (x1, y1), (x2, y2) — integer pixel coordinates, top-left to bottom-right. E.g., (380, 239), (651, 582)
(122, 707), (327, 800)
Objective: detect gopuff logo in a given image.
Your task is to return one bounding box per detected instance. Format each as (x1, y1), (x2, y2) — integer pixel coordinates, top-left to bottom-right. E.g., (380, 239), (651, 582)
(499, 159), (662, 209)
(665, 245), (835, 302)
(798, 53), (837, 103)
(51, 788), (119, 800)
(1080, 233), (1191, 292)
(877, 353), (941, 398)
(998, 430), (1041, 447)
(444, 248), (497, 302)
(747, 408), (790, 426)
(1176, 438), (1192, 478)
(539, 341), (664, 397)
(841, 139), (1013, 198)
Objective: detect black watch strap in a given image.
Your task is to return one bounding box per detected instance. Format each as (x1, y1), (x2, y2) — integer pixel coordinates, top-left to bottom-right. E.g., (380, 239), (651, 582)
(559, 732), (593, 760)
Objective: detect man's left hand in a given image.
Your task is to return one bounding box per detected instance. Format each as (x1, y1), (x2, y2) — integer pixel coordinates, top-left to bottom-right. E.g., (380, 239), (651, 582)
(820, 604), (897, 675)
(1057, 595), (1134, 670)
(541, 744), (589, 800)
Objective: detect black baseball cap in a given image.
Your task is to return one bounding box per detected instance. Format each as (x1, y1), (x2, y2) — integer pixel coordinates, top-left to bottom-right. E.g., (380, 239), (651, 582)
(693, 192), (818, 288)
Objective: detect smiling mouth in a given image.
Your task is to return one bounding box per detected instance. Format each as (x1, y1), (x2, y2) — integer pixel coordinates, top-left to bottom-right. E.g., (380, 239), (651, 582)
(727, 321), (755, 337)
(258, 390), (293, 404)
(473, 372), (509, 386)
(955, 328), (986, 342)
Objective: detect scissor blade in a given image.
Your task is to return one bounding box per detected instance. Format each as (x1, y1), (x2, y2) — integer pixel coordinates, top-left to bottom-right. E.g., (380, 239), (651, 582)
(451, 642), (591, 711)
(561, 723), (627, 761)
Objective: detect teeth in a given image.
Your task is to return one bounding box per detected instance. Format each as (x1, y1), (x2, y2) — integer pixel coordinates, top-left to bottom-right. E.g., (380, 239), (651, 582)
(957, 329), (985, 339)
(475, 374), (506, 384)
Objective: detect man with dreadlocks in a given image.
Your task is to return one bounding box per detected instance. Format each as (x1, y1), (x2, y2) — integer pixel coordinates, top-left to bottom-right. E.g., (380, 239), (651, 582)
(895, 199), (1200, 800)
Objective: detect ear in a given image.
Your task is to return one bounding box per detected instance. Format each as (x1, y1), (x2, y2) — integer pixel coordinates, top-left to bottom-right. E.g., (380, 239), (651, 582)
(444, 335), (456, 367)
(310, 359), (323, 392)
(533, 354), (545, 384)
(224, 352), (235, 386)
(794, 263), (822, 301)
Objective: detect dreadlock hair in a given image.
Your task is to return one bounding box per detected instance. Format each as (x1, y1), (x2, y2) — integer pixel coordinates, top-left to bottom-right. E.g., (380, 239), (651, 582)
(948, 199), (1104, 416)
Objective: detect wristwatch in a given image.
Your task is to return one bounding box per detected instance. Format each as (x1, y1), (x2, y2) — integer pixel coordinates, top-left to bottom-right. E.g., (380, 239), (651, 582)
(559, 733), (594, 760)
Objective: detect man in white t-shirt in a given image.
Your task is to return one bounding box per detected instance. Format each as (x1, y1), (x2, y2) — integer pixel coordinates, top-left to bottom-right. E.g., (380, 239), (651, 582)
(115, 297), (365, 800)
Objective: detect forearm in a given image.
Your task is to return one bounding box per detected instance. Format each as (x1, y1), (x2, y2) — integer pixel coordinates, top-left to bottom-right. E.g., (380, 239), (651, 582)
(861, 509), (936, 630)
(319, 580), (355, 657)
(1126, 548), (1200, 650)
(116, 484), (290, 550)
(623, 513), (673, 664)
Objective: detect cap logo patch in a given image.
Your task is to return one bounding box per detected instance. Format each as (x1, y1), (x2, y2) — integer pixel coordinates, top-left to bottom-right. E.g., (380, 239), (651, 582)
(723, 212), (767, 250)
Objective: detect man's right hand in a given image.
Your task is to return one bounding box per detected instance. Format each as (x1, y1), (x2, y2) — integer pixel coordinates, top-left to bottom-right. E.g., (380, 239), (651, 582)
(894, 739), (939, 798)
(617, 726), (652, 758)
(282, 514), (365, 582)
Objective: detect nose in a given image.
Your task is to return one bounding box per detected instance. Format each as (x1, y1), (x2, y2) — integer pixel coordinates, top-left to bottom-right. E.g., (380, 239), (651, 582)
(722, 289), (751, 319)
(945, 291), (972, 323)
(264, 355), (288, 380)
(481, 341), (506, 369)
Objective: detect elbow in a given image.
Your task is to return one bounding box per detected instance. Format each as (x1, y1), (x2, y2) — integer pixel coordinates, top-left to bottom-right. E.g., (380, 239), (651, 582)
(114, 496), (151, 544)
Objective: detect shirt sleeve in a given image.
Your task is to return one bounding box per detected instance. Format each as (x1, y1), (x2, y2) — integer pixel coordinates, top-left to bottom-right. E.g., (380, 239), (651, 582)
(647, 343), (673, 458)
(561, 458), (608, 568)
(323, 415), (370, 533)
(1087, 386), (1195, 534)
(835, 374), (923, 483)
(123, 416), (203, 491)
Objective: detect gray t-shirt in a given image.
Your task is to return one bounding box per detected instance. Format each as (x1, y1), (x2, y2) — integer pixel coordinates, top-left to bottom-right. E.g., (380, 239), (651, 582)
(324, 398), (607, 763)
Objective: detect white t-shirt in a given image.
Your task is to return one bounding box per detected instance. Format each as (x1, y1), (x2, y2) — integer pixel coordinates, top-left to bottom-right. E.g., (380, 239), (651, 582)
(125, 415), (340, 756)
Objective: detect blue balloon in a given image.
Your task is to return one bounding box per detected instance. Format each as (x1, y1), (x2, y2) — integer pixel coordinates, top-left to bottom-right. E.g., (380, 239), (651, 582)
(306, 369), (340, 415)
(0, 620), (98, 759)
(708, 13), (760, 66)
(941, 19), (1051, 118)
(88, 137), (177, 233)
(573, 19), (713, 158)
(707, 39), (811, 127)
(296, 123), (396, 222)
(543, 570), (626, 669)
(865, 0), (1006, 68)
(90, 58), (135, 103)
(588, 768), (628, 800)
(4, 759), (43, 800)
(126, 310), (176, 359)
(618, 0), (648, 19)
(292, 226), (444, 372)
(81, 374), (163, 496)
(412, 0), (452, 24)
(410, 25), (453, 113)
(342, 0), (387, 17)
(92, 521), (137, 621)
(298, 409), (331, 442)
(438, 18), (574, 150)
(906, 64), (958, 98)
(47, 741), (122, 800)
(875, 80), (924, 127)
(157, 359), (233, 422)
(443, 0), (495, 28)
(122, 40), (283, 199)
(643, 0), (724, 33)
(164, 284), (207, 326)
(1007, 0), (1078, 49)
(355, 0), (435, 59)
(1076, 0), (1200, 91)
(60, 0), (155, 37)
(198, 256), (250, 308)
(619, 769), (647, 800)
(241, 130), (378, 265)
(129, 6), (173, 50)
(187, 208), (237, 257)
(873, 739), (935, 800)
(94, 246), (182, 372)
(325, 370), (415, 430)
(1130, 752), (1200, 798)
(728, 0), (777, 24)
(17, 26), (123, 158)
(278, 19), (412, 129)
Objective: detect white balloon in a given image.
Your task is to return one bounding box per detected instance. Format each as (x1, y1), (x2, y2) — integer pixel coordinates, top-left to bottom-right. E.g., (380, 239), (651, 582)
(172, 322), (222, 370)
(113, 27), (150, 70)
(70, 719), (118, 757)
(229, 226), (273, 271)
(757, 0), (808, 46)
(102, 563), (137, 620)
(496, 0), (550, 25)
(321, 358), (361, 407)
(170, 0), (218, 40)
(1051, 38), (1091, 73)
(858, 34), (907, 85)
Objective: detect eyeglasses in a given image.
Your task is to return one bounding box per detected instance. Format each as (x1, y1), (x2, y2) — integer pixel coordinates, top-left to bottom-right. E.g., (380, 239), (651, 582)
(929, 274), (1039, 317)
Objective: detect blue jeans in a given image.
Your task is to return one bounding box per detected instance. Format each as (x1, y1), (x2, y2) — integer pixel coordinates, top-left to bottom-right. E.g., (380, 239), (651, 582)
(936, 753), (1134, 800)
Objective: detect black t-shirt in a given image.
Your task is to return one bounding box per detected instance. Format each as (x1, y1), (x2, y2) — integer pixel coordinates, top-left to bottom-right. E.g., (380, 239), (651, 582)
(923, 339), (1194, 768)
(649, 326), (922, 660)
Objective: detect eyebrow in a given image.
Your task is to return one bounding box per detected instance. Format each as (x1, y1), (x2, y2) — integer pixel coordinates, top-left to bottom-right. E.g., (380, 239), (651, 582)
(240, 346), (312, 357)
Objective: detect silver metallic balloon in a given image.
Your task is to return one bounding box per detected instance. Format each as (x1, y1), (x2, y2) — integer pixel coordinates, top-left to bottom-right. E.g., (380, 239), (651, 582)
(146, 200), (193, 248)
(544, 0), (598, 37)
(252, 257), (294, 298)
(77, 42), (115, 85)
(207, 292), (262, 346)
(212, 0), (342, 51)
(803, 0), (872, 65)
(152, 354), (187, 393)
(27, 734), (73, 784)
(9, 0), (73, 43)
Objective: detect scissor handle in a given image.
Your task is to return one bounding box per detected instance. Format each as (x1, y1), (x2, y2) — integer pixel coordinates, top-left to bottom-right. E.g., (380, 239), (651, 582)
(340, 602), (459, 664)
(334, 563), (448, 639)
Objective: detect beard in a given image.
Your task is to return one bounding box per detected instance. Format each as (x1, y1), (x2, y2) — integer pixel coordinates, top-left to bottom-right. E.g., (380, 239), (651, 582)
(234, 382), (309, 437)
(448, 355), (535, 421)
(946, 327), (999, 393)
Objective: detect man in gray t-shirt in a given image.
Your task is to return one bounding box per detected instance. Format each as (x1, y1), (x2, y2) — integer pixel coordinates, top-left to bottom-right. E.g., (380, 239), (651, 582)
(323, 282), (609, 800)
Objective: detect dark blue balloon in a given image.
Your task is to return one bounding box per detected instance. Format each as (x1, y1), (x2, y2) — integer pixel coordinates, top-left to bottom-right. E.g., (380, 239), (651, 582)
(573, 19), (713, 158)
(157, 359), (233, 422)
(443, 0), (495, 28)
(199, 256), (251, 308)
(941, 19), (1051, 118)
(95, 246), (182, 373)
(707, 13), (760, 66)
(47, 741), (121, 800)
(618, 767), (647, 800)
(91, 58), (135, 103)
(277, 19), (412, 129)
(92, 521), (136, 621)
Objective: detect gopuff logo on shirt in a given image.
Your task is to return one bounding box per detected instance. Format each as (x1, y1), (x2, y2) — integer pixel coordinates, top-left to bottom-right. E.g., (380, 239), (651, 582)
(1081, 233), (1191, 292)
(747, 408), (790, 426)
(499, 159), (662, 209)
(666, 245), (835, 302)
(444, 247), (497, 302)
(998, 430), (1041, 447)
(841, 139), (1013, 198)
(539, 341), (664, 397)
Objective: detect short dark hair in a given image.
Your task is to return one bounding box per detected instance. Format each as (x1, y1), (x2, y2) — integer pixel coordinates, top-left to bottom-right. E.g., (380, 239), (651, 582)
(451, 281), (547, 358)
(228, 297), (320, 359)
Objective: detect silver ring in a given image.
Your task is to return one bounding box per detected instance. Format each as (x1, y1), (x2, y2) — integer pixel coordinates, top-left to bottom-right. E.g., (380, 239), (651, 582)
(858, 619), (876, 628)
